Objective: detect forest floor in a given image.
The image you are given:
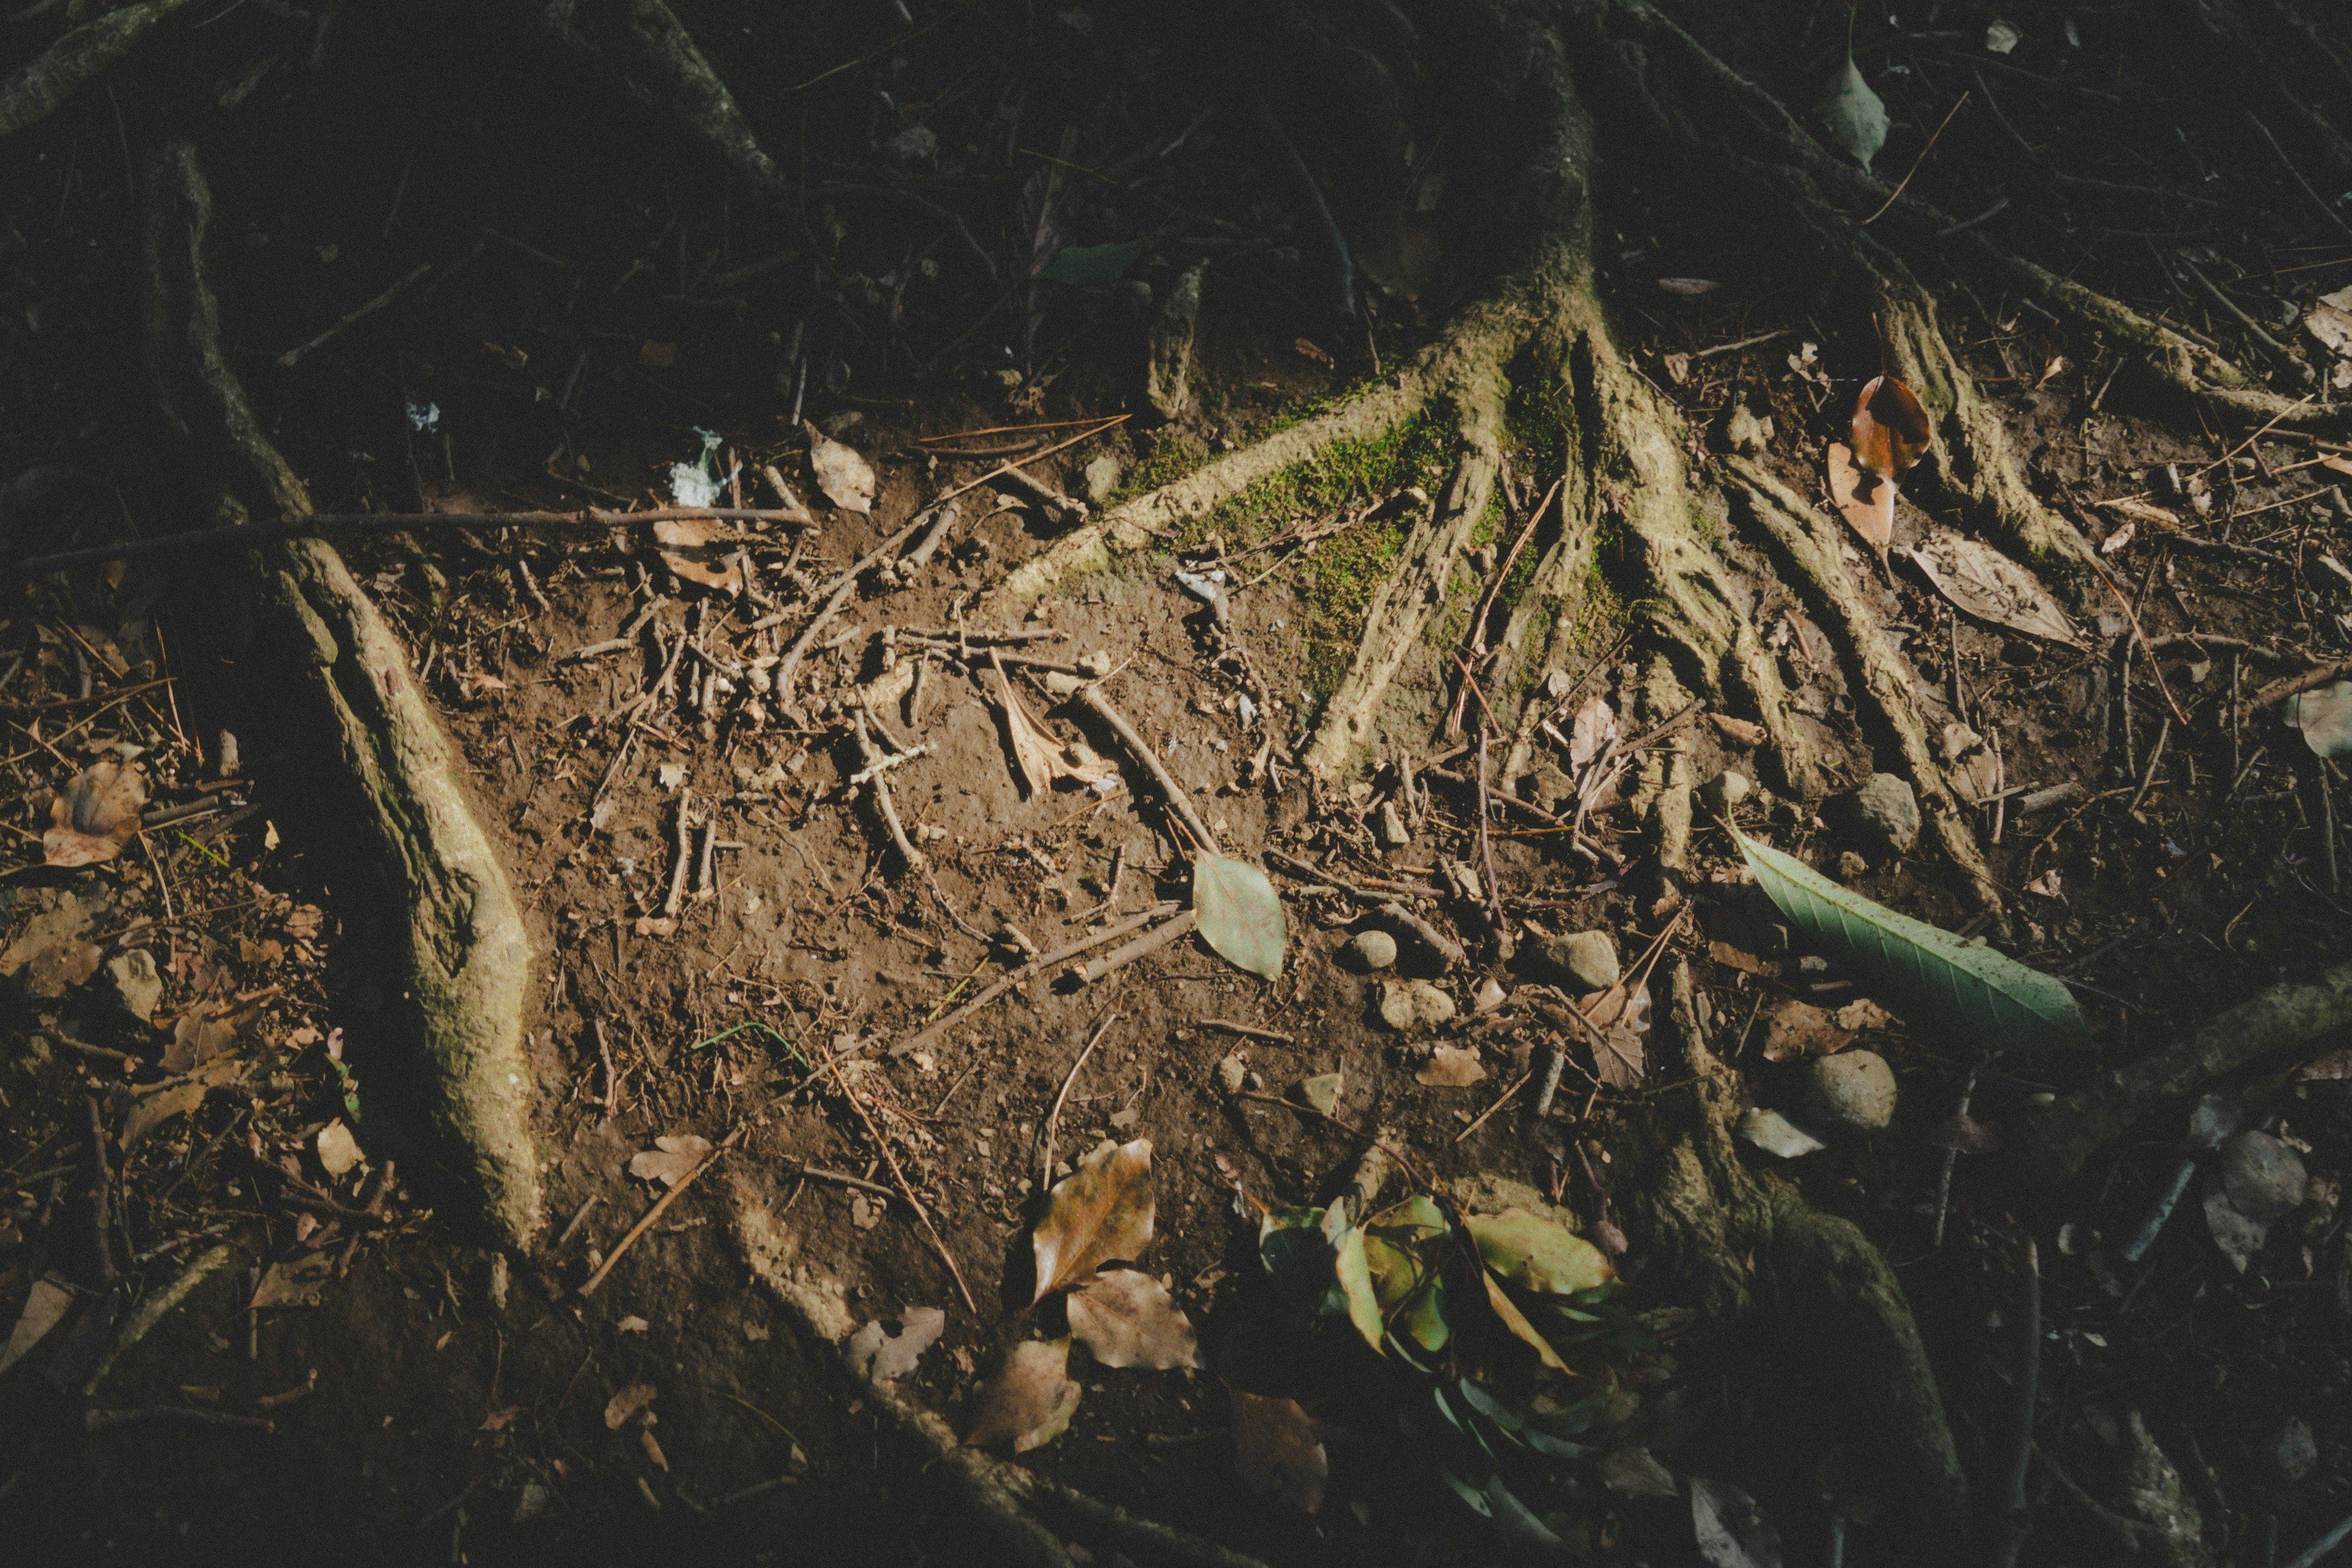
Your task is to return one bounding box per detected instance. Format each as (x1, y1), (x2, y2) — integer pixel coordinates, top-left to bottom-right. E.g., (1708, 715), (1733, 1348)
(3, 2), (2352, 1566)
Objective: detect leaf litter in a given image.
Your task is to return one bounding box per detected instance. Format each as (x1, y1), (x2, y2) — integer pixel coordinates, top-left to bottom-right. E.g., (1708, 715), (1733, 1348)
(1065, 1268), (1199, 1370)
(1030, 1137), (1155, 1303)
(963, 1338), (1080, 1452)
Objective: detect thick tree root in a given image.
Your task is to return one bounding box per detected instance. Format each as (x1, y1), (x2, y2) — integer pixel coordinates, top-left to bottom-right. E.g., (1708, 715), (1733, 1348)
(0, 0), (197, 141)
(1620, 960), (1969, 1554)
(2005, 959), (2352, 1194)
(729, 1178), (1271, 1568)
(145, 142), (541, 1250)
(1724, 458), (2003, 923)
(531, 0), (780, 195)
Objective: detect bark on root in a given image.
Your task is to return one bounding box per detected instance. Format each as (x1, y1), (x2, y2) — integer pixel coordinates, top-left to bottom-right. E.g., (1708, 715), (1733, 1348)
(1619, 960), (1969, 1553)
(0, 0), (198, 141)
(728, 1177), (1269, 1568)
(145, 141), (541, 1250)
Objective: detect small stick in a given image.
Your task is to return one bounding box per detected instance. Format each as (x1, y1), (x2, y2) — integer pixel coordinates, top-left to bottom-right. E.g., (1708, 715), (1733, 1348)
(1077, 683), (1221, 854)
(782, 1163), (899, 1202)
(661, 794), (695, 919)
(1042, 1012), (1118, 1183)
(1074, 910), (1197, 984)
(514, 558), (551, 614)
(2091, 560), (2189, 726)
(854, 710), (926, 873)
(2280, 1511), (2352, 1568)
(1200, 1020), (1292, 1044)
(276, 258), (437, 368)
(1475, 719), (1507, 935)
(82, 1094), (118, 1287)
(926, 415), (1129, 511)
(595, 1021), (620, 1122)
(2229, 652), (2243, 796)
(1420, 766), (1619, 864)
(1992, 1239), (2041, 1568)
(1930, 1072), (1976, 1248)
(2326, 762), (2342, 897)
(772, 511), (930, 706)
(1380, 900), (1466, 970)
(897, 903), (1177, 1055)
(1533, 1041), (1568, 1118)
(556, 1193), (601, 1248)
(578, 1125), (744, 1297)
(2246, 659), (2352, 717)
(2245, 113), (2352, 245)
(813, 1043), (976, 1314)
(85, 1407), (273, 1434)
(694, 820), (718, 899)
(1455, 1068), (1534, 1143)
(2125, 716), (2172, 815)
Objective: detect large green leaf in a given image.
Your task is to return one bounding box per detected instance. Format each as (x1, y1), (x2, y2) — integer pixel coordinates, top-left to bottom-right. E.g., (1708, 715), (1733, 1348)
(1332, 1226), (1385, 1354)
(1036, 239), (1147, 287)
(1195, 854), (1287, 980)
(1466, 1210), (1614, 1295)
(1735, 828), (2086, 1050)
(2285, 682), (2352, 758)
(1815, 55), (1889, 172)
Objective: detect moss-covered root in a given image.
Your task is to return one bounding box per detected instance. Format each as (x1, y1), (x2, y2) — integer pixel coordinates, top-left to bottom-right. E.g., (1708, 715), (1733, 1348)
(532, 0), (780, 196)
(1724, 458), (2006, 927)
(729, 1178), (1272, 1568)
(1619, 961), (1969, 1550)
(146, 141), (540, 1250)
(0, 0), (198, 141)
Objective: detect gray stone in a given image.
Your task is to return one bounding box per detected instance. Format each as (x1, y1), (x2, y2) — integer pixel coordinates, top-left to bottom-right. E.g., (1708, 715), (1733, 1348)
(107, 949), (162, 1025)
(1700, 770), (1751, 813)
(1349, 929), (1398, 971)
(1215, 1053), (1248, 1095)
(1082, 454), (1123, 505)
(1534, 930), (1619, 992)
(1847, 773), (1920, 857)
(1530, 764), (1574, 815)
(1379, 979), (1455, 1032)
(1376, 801), (1410, 848)
(1803, 1050), (1898, 1134)
(2221, 1129), (2307, 1221)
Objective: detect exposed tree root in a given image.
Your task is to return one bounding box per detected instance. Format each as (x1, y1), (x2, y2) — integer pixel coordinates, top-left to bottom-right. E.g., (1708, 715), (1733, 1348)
(1724, 459), (2003, 924)
(1618, 960), (1970, 1555)
(0, 0), (197, 142)
(728, 1177), (1272, 1568)
(145, 142), (541, 1250)
(2004, 959), (2352, 1194)
(530, 0), (781, 195)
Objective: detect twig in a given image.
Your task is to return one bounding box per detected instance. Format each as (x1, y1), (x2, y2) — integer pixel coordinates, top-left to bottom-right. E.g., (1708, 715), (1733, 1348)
(276, 258), (438, 368)
(1073, 910), (1197, 984)
(771, 512), (932, 707)
(1041, 1012), (1118, 1183)
(577, 1125), (744, 1297)
(1534, 1041), (1569, 1118)
(1455, 1069), (1534, 1143)
(1930, 1073), (1975, 1248)
(783, 1163), (900, 1202)
(1475, 720), (1506, 934)
(853, 710), (926, 873)
(2125, 716), (2172, 815)
(1077, 683), (1221, 854)
(897, 903), (1176, 1055)
(1860, 89), (1972, 225)
(1992, 1238), (2041, 1568)
(85, 1407), (273, 1434)
(1378, 900), (1468, 970)
(926, 415), (1129, 511)
(1200, 1020), (1294, 1044)
(556, 1193), (601, 1248)
(2247, 660), (2352, 717)
(2246, 113), (2352, 245)
(2089, 561), (2189, 726)
(814, 1042), (976, 1314)
(2281, 1511), (2352, 1568)
(2177, 254), (2297, 364)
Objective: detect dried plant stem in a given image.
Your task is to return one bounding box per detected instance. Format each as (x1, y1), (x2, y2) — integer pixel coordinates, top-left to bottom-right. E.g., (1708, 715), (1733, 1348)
(578, 1125), (743, 1297)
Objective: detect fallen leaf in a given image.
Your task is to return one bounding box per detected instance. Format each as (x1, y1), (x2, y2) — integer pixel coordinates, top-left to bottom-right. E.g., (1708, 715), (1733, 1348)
(122, 1079), (208, 1152)
(2100, 520), (2136, 556)
(44, 760), (146, 868)
(804, 419), (875, 512)
(1416, 1046), (1486, 1087)
(1692, 1476), (1784, 1568)
(480, 1405), (524, 1431)
(1230, 1388), (1327, 1513)
(1711, 713), (1766, 747)
(2297, 1049), (2352, 1081)
(845, 1305), (947, 1385)
(1194, 854), (1286, 981)
(0, 1278), (74, 1379)
(2025, 869), (2062, 898)
(1480, 1270), (1570, 1371)
(164, 998), (260, 1074)
(1467, 1210), (1615, 1295)
(604, 1382), (657, 1430)
(963, 1338), (1079, 1452)
(1905, 532), (2083, 646)
(1296, 1071), (1343, 1114)
(1926, 1113), (2000, 1153)
(629, 1134), (712, 1188)
(1599, 1444), (1680, 1499)
(2099, 496), (2180, 527)
(1761, 999), (1852, 1061)
(315, 1118), (363, 1178)
(617, 1316), (650, 1334)
(1569, 695), (1616, 771)
(1740, 1106), (1827, 1158)
(1065, 1268), (1199, 1370)
(249, 1254), (334, 1309)
(660, 551), (742, 594)
(2033, 354), (2068, 390)
(1585, 978), (1651, 1088)
(1850, 375), (1931, 481)
(2305, 288), (2352, 358)
(1031, 1138), (1155, 1303)
(1816, 53), (1888, 172)
(1826, 440), (1894, 568)
(2285, 682), (2352, 759)
(1985, 18), (2021, 53)
(641, 1428), (669, 1471)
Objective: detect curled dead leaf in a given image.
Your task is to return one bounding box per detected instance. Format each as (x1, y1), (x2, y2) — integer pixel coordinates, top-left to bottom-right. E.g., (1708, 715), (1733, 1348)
(603, 1381), (657, 1430)
(629, 1134), (712, 1188)
(1031, 1138), (1155, 1303)
(1065, 1268), (1199, 1370)
(1826, 440), (1894, 568)
(1851, 374), (1931, 480)
(44, 760), (146, 868)
(845, 1305), (946, 1386)
(1230, 1387), (1327, 1513)
(1905, 532), (2083, 647)
(164, 997), (260, 1074)
(963, 1338), (1079, 1452)
(805, 420), (876, 512)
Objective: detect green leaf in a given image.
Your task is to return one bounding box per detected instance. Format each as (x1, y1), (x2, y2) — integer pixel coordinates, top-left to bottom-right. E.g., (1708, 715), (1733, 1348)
(1815, 54), (1889, 172)
(1483, 1476), (1565, 1547)
(1457, 1379), (1523, 1434)
(1439, 1466), (1493, 1518)
(2286, 682), (2352, 758)
(1332, 1227), (1386, 1354)
(1466, 1210), (1615, 1295)
(1194, 854), (1287, 980)
(1735, 827), (2087, 1050)
(1036, 239), (1147, 287)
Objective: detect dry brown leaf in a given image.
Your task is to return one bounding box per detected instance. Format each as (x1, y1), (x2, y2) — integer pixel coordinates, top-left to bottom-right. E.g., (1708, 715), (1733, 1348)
(1582, 978), (1651, 1088)
(1598, 1444), (1680, 1499)
(1415, 1045), (1487, 1087)
(44, 760), (145, 868)
(1826, 440), (1894, 566)
(249, 1253), (333, 1309)
(604, 1381), (657, 1430)
(1230, 1387), (1327, 1513)
(652, 518), (714, 549)
(1569, 695), (1616, 771)
(316, 1118), (364, 1178)
(1066, 1268), (1199, 1370)
(804, 419), (876, 512)
(1031, 1137), (1155, 1303)
(2098, 496), (2180, 527)
(2305, 287), (2352, 358)
(1760, 1000), (1849, 1062)
(164, 998), (260, 1074)
(121, 1055), (244, 1152)
(19, 937), (100, 1000)
(962, 1338), (1079, 1452)
(1905, 532), (2083, 647)
(660, 551), (741, 593)
(0, 1278), (74, 1379)
(1851, 374), (1931, 479)
(641, 1428), (669, 1471)
(2322, 454), (2352, 478)
(845, 1306), (947, 1385)
(1711, 714), (1767, 747)
(629, 1134), (712, 1188)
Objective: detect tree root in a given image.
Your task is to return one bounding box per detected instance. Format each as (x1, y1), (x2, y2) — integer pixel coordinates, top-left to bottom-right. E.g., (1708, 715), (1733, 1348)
(529, 0), (780, 196)
(1724, 458), (2004, 924)
(728, 1177), (1272, 1568)
(1618, 960), (1969, 1554)
(2184, 0), (2352, 184)
(2004, 959), (2352, 1194)
(0, 0), (198, 142)
(145, 142), (541, 1250)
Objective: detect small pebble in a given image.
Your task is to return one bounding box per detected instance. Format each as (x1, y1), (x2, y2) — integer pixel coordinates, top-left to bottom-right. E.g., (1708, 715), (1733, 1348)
(1349, 929), (1399, 971)
(1533, 930), (1619, 992)
(2221, 1129), (2308, 1221)
(1379, 979), (1455, 1032)
(1215, 1053), (1247, 1095)
(1803, 1049), (1898, 1133)
(1700, 770), (1751, 812)
(1844, 774), (1920, 858)
(1377, 801), (1411, 848)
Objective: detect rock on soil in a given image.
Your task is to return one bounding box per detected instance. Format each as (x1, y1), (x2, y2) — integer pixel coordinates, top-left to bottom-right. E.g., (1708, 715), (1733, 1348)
(2221, 1129), (2308, 1221)
(107, 948), (162, 1024)
(1531, 930), (1619, 992)
(1843, 774), (1920, 858)
(1379, 979), (1455, 1031)
(1348, 929), (1398, 971)
(1803, 1049), (1899, 1133)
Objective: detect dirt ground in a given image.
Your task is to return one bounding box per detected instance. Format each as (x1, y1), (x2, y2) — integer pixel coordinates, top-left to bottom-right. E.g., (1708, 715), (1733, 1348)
(5, 1), (2352, 1564)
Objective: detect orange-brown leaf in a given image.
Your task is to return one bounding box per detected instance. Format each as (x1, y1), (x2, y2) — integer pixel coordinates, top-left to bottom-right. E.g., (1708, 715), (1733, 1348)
(1229, 1387), (1327, 1513)
(1031, 1138), (1155, 1303)
(1065, 1268), (1199, 1370)
(962, 1338), (1079, 1452)
(1851, 374), (1931, 480)
(44, 760), (145, 868)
